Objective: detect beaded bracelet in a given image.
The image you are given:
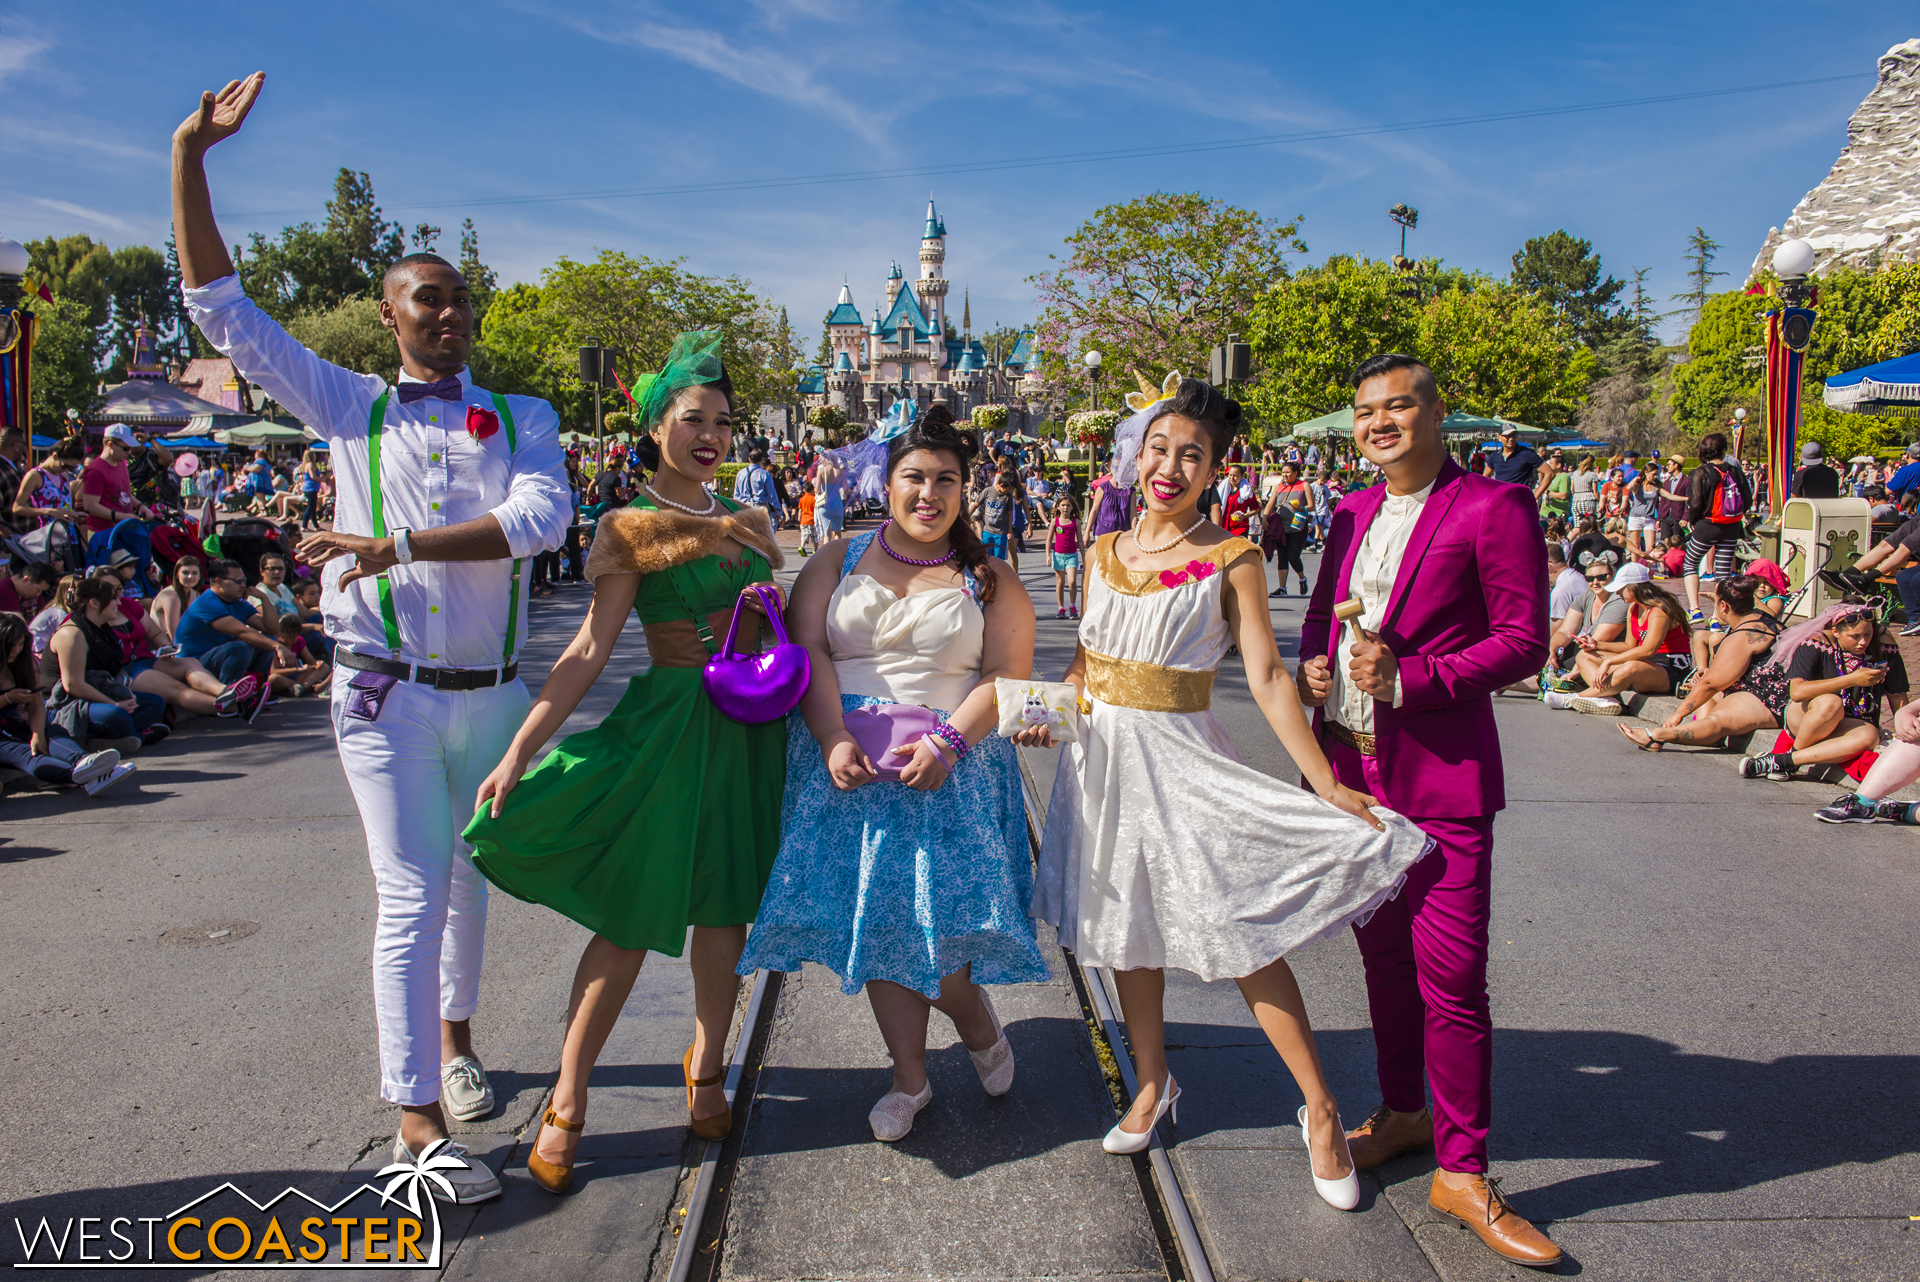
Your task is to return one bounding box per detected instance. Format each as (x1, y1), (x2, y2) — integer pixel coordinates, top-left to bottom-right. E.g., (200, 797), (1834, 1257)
(931, 720), (970, 763)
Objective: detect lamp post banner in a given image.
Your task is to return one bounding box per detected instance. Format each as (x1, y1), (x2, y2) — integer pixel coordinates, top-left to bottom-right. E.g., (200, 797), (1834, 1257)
(1764, 306), (1814, 519)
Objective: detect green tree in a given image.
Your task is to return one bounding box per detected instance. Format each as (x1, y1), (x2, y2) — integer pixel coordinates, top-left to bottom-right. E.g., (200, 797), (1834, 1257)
(1243, 255), (1418, 425)
(1669, 227), (1725, 327)
(28, 295), (107, 426)
(104, 244), (177, 377)
(1029, 192), (1307, 396)
(1418, 284), (1593, 424)
(457, 218), (497, 323)
(473, 282), (575, 416)
(1509, 230), (1627, 349)
(325, 168), (405, 282)
(285, 296), (399, 382)
(236, 168), (405, 319)
(25, 234), (115, 328)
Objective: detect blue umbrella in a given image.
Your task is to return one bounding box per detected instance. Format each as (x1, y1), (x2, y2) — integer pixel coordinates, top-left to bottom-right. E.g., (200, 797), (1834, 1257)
(1824, 350), (1920, 418)
(31, 434), (57, 448)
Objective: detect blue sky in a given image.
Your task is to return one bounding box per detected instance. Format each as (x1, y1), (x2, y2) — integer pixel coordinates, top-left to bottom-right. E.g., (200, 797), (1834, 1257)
(2, 1), (1913, 348)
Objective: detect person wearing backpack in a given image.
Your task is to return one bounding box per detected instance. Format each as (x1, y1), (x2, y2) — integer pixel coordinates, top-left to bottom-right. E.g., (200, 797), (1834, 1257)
(1682, 432), (1751, 635)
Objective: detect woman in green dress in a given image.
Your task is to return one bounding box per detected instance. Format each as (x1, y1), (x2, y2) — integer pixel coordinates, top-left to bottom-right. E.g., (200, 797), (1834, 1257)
(466, 332), (786, 1194)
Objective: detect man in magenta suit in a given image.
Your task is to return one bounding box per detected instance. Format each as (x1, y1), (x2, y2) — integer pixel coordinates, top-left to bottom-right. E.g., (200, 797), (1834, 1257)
(1298, 354), (1560, 1269)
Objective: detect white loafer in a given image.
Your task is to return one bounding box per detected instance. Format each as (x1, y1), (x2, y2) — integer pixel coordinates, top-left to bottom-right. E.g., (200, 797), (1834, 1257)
(1299, 1105), (1361, 1210)
(1103, 1075), (1179, 1155)
(441, 1055), (495, 1122)
(968, 990), (1015, 1097)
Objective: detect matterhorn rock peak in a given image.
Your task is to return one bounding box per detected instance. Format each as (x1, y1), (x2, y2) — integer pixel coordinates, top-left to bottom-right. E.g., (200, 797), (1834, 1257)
(1750, 38), (1920, 280)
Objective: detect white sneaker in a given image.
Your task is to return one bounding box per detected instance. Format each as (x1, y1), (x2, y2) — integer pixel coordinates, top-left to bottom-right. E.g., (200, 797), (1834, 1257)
(84, 763), (136, 796)
(440, 1055), (495, 1122)
(388, 1136), (500, 1204)
(1543, 692), (1575, 710)
(70, 749), (120, 788)
(1570, 695), (1623, 715)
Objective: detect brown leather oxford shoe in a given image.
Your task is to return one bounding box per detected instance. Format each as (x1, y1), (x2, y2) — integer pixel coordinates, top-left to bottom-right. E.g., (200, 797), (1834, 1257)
(1344, 1104), (1433, 1170)
(1428, 1171), (1564, 1268)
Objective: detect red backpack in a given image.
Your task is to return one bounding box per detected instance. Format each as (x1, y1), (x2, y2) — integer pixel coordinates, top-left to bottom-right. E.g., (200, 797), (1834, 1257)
(1706, 464), (1747, 524)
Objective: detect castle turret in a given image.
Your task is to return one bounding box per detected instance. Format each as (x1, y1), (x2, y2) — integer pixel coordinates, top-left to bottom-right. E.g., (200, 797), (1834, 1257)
(917, 199), (949, 336)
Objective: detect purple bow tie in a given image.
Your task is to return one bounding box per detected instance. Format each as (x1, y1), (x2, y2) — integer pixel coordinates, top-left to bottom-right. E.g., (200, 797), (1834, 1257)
(397, 376), (464, 404)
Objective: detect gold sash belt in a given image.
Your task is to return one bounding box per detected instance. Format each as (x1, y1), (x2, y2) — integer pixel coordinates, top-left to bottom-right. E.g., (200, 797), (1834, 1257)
(1083, 649), (1215, 714)
(643, 608), (767, 669)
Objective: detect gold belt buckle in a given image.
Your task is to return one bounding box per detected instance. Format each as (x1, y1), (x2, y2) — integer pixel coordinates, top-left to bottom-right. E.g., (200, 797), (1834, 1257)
(1327, 720), (1377, 756)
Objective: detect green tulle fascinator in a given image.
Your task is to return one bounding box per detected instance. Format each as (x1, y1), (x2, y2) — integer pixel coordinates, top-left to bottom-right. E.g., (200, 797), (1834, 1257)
(633, 330), (727, 430)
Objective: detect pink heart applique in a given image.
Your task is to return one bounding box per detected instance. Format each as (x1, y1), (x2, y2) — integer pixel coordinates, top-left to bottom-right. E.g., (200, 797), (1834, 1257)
(1157, 560), (1217, 588)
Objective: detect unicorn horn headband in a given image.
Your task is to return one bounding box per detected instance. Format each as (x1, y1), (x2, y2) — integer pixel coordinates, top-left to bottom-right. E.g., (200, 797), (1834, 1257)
(1110, 368), (1185, 486)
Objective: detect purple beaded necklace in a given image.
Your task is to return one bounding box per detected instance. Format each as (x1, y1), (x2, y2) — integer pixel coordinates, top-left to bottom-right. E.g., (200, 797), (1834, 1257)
(877, 519), (955, 566)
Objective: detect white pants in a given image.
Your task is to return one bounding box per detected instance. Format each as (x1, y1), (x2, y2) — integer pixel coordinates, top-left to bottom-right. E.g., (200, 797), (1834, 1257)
(331, 670), (529, 1106)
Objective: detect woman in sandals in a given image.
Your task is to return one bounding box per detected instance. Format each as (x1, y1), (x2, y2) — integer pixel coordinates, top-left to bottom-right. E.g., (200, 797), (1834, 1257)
(466, 333), (787, 1193)
(738, 404), (1050, 1143)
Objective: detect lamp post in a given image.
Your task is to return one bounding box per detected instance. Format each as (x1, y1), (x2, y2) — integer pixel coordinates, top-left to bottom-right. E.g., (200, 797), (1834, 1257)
(1763, 238), (1818, 521)
(1082, 348), (1103, 411)
(1389, 203), (1419, 271)
(578, 339), (618, 475)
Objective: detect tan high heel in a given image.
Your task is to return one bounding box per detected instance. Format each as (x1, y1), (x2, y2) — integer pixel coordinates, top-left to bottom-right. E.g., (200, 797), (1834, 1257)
(685, 1045), (731, 1141)
(526, 1106), (584, 1194)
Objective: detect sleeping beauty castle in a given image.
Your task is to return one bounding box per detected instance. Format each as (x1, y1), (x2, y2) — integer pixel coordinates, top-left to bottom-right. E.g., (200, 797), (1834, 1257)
(797, 200), (1047, 431)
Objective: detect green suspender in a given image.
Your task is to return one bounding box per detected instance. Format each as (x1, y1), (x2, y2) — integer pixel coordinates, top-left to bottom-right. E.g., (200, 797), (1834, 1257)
(365, 389), (521, 664)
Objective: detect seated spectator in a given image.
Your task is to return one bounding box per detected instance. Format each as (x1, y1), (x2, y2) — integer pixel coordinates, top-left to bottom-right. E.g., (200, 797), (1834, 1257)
(1547, 542), (1585, 630)
(1617, 575), (1784, 752)
(103, 571), (238, 720)
(1547, 565), (1688, 713)
(1542, 561), (1627, 684)
(1658, 533), (1687, 580)
(1737, 603), (1905, 782)
(102, 547), (145, 599)
(1828, 508), (1920, 609)
(0, 613), (133, 794)
(288, 577), (333, 662)
(1866, 484), (1899, 523)
(29, 574), (80, 667)
(1742, 559), (1793, 619)
(0, 557), (56, 617)
(270, 614), (332, 696)
(45, 575), (169, 754)
(152, 555), (204, 641)
(1568, 514), (1623, 573)
(248, 553), (296, 628)
(172, 558), (280, 716)
(1815, 696), (1920, 824)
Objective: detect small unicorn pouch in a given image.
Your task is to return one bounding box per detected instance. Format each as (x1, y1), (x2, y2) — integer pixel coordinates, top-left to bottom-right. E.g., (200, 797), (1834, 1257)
(994, 679), (1087, 743)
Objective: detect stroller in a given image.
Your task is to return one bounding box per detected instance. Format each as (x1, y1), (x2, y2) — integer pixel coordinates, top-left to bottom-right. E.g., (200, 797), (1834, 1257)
(212, 516), (297, 585)
(85, 519), (157, 597)
(5, 520), (83, 578)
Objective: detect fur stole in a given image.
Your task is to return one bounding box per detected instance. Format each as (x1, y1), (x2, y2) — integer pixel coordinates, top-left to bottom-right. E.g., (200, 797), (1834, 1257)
(585, 503), (786, 579)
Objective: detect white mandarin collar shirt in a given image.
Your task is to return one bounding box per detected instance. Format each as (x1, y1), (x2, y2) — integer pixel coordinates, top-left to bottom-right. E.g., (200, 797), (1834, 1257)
(183, 274), (570, 669)
(1329, 479), (1434, 735)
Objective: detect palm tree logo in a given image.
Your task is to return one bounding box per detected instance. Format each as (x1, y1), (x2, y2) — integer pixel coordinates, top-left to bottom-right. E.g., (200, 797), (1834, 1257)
(373, 1137), (469, 1262)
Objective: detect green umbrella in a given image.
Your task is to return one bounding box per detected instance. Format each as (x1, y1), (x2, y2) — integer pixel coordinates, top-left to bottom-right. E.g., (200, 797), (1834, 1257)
(1290, 408), (1353, 440)
(1440, 412), (1554, 439)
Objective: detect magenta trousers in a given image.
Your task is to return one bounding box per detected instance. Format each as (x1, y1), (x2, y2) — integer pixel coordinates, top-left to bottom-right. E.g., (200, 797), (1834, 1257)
(1327, 737), (1494, 1173)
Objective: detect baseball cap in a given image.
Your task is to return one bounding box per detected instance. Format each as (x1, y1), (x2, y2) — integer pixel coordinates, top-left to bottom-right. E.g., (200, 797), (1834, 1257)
(1800, 441), (1825, 463)
(1905, 442), (1920, 458)
(103, 423), (138, 447)
(1497, 424), (1519, 437)
(1602, 562), (1652, 593)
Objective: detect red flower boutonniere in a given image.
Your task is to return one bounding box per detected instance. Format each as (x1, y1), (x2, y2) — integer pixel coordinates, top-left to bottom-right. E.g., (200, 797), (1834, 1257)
(1158, 560), (1218, 589)
(466, 403), (500, 441)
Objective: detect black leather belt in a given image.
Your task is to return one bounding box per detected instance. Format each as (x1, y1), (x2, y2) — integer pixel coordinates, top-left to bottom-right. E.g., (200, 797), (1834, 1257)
(338, 649), (519, 691)
(1323, 719), (1377, 756)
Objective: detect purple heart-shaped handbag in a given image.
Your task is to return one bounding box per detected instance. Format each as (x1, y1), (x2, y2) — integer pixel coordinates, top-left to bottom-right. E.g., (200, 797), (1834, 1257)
(702, 585), (811, 723)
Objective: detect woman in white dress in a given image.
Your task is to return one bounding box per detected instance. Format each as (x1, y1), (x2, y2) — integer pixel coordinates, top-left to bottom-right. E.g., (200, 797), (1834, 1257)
(1024, 377), (1432, 1210)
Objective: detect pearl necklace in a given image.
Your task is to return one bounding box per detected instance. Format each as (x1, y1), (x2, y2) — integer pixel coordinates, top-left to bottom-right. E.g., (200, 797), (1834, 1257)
(877, 519), (955, 566)
(645, 482), (718, 517)
(1131, 513), (1210, 557)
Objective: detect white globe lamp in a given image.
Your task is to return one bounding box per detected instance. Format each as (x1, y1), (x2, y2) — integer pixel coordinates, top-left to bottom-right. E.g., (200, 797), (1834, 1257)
(0, 237), (27, 278)
(1773, 238), (1816, 279)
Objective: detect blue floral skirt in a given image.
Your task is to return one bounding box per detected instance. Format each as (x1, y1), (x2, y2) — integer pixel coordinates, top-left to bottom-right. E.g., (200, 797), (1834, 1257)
(738, 694), (1052, 998)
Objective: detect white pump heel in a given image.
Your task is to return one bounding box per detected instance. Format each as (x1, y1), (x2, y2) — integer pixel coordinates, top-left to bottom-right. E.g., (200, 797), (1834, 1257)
(1102, 1075), (1180, 1155)
(1299, 1105), (1361, 1210)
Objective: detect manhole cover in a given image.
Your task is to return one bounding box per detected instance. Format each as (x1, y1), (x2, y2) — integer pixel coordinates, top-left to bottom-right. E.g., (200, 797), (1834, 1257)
(159, 920), (261, 948)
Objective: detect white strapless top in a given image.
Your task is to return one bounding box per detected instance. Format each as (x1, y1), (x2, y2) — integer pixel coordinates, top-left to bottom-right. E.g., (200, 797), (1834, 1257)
(826, 574), (984, 713)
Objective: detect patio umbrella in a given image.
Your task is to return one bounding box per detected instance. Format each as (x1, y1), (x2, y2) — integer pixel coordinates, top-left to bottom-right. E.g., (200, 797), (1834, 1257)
(1440, 411), (1553, 439)
(1824, 350), (1920, 417)
(1290, 408), (1353, 440)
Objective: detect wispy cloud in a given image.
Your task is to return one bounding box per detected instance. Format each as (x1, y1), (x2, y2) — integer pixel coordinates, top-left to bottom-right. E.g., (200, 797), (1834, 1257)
(34, 197), (143, 236)
(0, 28), (50, 92)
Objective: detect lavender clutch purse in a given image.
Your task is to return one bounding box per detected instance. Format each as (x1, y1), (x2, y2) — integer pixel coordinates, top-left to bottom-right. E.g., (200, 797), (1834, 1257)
(702, 585), (811, 724)
(842, 702), (941, 781)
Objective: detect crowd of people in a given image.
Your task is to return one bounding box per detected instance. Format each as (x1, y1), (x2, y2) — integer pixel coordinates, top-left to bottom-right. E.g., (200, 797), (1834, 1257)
(0, 419), (339, 801)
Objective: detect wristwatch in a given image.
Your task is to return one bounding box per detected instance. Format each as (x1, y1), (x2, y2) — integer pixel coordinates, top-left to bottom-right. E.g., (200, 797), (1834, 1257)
(392, 527), (414, 565)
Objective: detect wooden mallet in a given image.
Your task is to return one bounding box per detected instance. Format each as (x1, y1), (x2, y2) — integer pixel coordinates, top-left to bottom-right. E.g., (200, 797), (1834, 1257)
(1334, 596), (1366, 624)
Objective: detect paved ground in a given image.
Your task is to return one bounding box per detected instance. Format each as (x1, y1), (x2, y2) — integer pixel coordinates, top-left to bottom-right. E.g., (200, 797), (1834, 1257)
(4, 533), (1916, 1280)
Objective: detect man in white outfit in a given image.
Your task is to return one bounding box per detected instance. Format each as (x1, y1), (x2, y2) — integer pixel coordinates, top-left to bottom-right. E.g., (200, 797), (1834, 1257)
(172, 73), (570, 1203)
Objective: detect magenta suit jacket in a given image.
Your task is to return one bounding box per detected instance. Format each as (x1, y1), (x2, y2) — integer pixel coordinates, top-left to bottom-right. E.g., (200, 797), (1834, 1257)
(1302, 459), (1548, 819)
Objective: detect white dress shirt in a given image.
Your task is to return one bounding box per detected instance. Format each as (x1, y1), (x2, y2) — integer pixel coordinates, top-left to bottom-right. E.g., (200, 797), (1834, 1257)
(1329, 480), (1433, 733)
(184, 274), (570, 670)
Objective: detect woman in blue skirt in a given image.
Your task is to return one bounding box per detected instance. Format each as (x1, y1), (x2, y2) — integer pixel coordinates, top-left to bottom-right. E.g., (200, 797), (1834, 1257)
(739, 405), (1049, 1142)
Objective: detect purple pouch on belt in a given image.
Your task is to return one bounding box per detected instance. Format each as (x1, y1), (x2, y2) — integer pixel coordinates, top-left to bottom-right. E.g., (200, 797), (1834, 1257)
(343, 670), (399, 722)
